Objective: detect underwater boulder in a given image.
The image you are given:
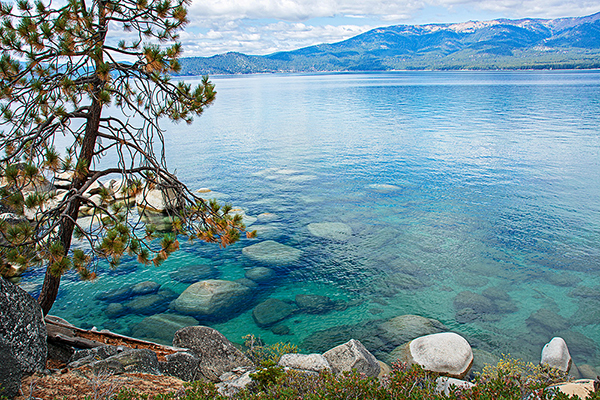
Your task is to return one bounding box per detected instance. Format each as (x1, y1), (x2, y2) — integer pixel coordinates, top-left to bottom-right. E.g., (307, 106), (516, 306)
(130, 281), (161, 296)
(295, 294), (335, 314)
(242, 240), (302, 266)
(132, 314), (199, 344)
(252, 298), (297, 327)
(526, 308), (570, 337)
(378, 314), (447, 347)
(307, 222), (352, 241)
(245, 267), (275, 283)
(170, 262), (220, 284)
(171, 280), (252, 319)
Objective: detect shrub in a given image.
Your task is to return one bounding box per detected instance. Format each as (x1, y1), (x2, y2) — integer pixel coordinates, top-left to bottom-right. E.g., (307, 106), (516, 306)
(73, 354), (594, 400)
(243, 335), (298, 365)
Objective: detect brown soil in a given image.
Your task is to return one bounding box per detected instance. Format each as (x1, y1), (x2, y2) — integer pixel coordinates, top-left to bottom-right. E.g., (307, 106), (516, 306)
(17, 369), (186, 400)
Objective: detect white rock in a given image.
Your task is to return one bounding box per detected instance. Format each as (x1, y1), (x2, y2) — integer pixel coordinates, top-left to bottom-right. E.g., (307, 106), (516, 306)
(436, 377), (475, 396)
(83, 180), (103, 195)
(307, 222), (352, 241)
(377, 360), (391, 379)
(88, 194), (103, 207)
(216, 370), (254, 396)
(541, 337), (572, 373)
(55, 171), (74, 182)
(136, 187), (179, 213)
(322, 339), (380, 377)
(242, 241), (302, 266)
(390, 332), (473, 379)
(548, 380), (596, 399)
(278, 353), (331, 373)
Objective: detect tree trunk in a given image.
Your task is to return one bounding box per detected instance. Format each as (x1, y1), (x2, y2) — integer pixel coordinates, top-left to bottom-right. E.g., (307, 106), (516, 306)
(38, 98), (103, 315)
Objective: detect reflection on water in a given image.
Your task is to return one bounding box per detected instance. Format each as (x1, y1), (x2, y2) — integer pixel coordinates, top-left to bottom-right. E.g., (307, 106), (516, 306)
(23, 71), (600, 367)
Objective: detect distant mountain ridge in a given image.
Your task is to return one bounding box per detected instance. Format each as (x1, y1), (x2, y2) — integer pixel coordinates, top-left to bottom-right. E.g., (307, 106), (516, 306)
(179, 13), (600, 74)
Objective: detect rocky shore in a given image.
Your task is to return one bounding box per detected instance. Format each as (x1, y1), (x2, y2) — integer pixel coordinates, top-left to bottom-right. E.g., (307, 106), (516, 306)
(2, 277), (598, 399)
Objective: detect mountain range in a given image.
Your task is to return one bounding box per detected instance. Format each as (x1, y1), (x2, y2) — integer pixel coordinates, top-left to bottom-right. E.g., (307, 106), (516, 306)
(179, 13), (600, 74)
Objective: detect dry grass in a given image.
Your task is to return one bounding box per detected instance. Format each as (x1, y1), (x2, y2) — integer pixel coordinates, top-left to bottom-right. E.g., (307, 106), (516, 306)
(17, 369), (185, 400)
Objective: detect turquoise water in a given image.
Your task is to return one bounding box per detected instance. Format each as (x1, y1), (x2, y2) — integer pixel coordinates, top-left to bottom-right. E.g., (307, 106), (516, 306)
(24, 71), (600, 366)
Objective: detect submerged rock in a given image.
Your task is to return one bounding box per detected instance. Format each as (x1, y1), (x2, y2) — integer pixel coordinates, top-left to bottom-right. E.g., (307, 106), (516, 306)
(170, 262), (220, 284)
(469, 349), (500, 378)
(96, 285), (132, 302)
(387, 272), (426, 290)
(235, 278), (259, 290)
(171, 280), (252, 319)
(378, 315), (446, 348)
(295, 294), (335, 314)
(248, 224), (284, 240)
(301, 320), (388, 359)
(132, 314), (199, 344)
(257, 213), (280, 223)
(454, 291), (496, 314)
(526, 308), (570, 336)
(367, 184), (401, 193)
(242, 240), (302, 266)
(307, 222), (352, 241)
(252, 298), (298, 327)
(271, 324), (291, 335)
(104, 303), (128, 318)
(126, 293), (170, 315)
(131, 281), (161, 296)
(245, 267), (275, 283)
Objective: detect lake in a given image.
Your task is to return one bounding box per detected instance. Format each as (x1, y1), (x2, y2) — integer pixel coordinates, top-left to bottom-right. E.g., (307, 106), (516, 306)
(28, 71), (600, 367)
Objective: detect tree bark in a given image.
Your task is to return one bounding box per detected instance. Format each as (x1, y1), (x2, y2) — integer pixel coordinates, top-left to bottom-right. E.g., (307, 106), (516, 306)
(38, 98), (103, 315)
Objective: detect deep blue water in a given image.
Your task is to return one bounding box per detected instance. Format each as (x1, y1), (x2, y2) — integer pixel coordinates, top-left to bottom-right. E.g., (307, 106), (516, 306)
(27, 71), (600, 366)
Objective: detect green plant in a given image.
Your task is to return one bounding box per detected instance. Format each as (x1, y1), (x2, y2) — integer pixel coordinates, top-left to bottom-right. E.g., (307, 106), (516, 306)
(57, 354), (595, 400)
(243, 334), (298, 365)
(249, 360), (286, 392)
(177, 381), (224, 400)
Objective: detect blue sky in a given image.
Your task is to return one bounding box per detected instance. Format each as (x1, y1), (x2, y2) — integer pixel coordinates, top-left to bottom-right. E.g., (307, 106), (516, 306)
(174, 0), (600, 57)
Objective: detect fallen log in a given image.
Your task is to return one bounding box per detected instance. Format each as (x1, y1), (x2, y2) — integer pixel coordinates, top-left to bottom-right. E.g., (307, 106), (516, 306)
(45, 315), (187, 360)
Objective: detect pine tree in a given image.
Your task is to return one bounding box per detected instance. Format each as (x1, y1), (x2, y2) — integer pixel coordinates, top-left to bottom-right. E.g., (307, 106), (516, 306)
(0, 0), (250, 315)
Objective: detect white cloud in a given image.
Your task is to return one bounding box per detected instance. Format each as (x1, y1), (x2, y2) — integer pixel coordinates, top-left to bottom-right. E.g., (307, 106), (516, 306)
(179, 21), (372, 56)
(189, 0), (599, 22)
(178, 0), (600, 56)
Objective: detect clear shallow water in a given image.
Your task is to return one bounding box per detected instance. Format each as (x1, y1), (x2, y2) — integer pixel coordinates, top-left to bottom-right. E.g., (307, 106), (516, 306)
(24, 71), (600, 366)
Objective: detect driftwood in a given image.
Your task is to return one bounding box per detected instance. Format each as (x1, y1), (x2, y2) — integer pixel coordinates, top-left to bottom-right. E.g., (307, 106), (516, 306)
(45, 315), (187, 360)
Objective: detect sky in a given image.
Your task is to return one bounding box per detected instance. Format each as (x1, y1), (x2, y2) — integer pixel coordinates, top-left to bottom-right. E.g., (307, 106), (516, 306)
(176, 0), (600, 57)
